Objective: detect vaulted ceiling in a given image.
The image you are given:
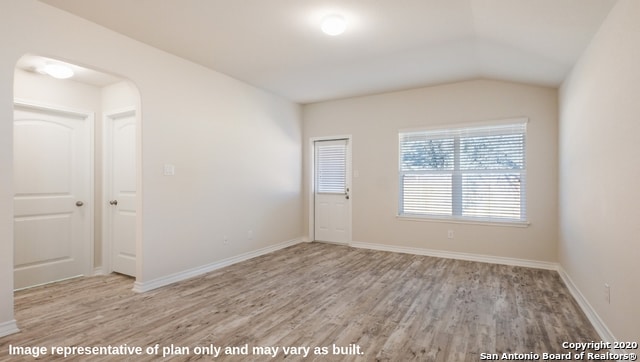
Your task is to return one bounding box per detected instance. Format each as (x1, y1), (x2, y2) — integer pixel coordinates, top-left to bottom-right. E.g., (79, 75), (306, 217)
(41, 0), (617, 103)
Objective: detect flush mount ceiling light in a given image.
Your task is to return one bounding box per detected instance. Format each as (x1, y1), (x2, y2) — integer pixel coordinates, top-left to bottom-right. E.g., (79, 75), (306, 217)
(321, 14), (347, 36)
(41, 63), (74, 79)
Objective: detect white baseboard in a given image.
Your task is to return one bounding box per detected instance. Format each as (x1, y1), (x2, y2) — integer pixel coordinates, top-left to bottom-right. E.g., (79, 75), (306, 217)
(0, 319), (20, 338)
(133, 237), (303, 293)
(93, 267), (105, 276)
(557, 266), (616, 343)
(349, 241), (558, 270)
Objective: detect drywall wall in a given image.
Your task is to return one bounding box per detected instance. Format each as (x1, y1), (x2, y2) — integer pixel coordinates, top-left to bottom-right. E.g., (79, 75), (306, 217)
(0, 50), (15, 333)
(14, 69), (102, 110)
(303, 79), (558, 262)
(0, 0), (302, 333)
(559, 0), (640, 342)
(102, 81), (138, 112)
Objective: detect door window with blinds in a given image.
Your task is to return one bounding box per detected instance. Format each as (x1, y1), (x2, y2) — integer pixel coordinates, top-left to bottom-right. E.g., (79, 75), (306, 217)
(315, 139), (348, 194)
(399, 119), (527, 223)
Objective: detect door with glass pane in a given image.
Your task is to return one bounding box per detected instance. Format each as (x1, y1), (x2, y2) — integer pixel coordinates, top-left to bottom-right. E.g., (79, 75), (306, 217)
(314, 139), (350, 243)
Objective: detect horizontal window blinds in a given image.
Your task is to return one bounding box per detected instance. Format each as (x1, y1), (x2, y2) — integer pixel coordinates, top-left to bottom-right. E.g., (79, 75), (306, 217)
(315, 140), (347, 194)
(402, 174), (452, 215)
(399, 120), (527, 222)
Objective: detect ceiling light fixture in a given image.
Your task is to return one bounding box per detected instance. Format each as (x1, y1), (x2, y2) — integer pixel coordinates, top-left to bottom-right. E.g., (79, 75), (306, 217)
(321, 14), (347, 36)
(41, 63), (74, 79)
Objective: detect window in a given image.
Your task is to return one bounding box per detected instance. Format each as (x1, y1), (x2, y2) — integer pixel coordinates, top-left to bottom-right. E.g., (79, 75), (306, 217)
(315, 139), (347, 193)
(399, 119), (527, 223)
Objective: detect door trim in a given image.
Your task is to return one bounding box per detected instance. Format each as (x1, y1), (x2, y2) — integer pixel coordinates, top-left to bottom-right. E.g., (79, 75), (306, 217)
(308, 135), (352, 244)
(13, 98), (95, 281)
(102, 107), (136, 275)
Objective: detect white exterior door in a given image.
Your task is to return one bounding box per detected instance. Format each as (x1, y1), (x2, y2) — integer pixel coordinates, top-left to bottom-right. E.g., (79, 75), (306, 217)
(314, 139), (351, 244)
(13, 103), (92, 289)
(105, 109), (136, 277)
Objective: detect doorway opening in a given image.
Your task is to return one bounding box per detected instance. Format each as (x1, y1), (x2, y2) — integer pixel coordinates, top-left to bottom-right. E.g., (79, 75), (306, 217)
(13, 54), (141, 290)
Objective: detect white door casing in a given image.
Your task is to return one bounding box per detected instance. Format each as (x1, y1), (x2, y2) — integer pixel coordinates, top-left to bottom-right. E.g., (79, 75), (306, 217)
(313, 138), (351, 244)
(104, 108), (136, 277)
(13, 101), (93, 289)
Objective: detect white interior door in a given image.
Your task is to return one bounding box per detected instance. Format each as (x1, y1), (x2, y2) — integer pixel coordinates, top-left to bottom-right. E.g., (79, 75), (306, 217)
(314, 139), (351, 244)
(105, 109), (136, 277)
(13, 102), (92, 289)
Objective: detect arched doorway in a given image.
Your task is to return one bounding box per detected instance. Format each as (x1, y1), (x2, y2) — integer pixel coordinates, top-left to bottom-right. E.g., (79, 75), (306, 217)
(13, 54), (141, 289)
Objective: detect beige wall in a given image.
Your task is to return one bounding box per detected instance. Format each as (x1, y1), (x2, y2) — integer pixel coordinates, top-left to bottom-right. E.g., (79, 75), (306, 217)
(303, 79), (558, 262)
(559, 0), (640, 342)
(0, 0), (302, 330)
(14, 69), (103, 110)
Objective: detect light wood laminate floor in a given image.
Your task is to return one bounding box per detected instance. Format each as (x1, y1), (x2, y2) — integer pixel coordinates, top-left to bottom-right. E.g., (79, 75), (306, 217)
(1, 242), (599, 361)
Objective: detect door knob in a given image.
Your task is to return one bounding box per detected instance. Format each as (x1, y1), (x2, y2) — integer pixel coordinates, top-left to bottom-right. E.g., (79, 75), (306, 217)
(109, 200), (118, 206)
(75, 201), (84, 207)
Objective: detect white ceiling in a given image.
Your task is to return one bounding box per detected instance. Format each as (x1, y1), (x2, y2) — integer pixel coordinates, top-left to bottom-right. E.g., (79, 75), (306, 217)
(40, 0), (617, 104)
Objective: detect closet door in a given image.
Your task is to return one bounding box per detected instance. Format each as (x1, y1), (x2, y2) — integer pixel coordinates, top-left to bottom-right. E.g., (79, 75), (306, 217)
(105, 109), (137, 277)
(13, 103), (92, 289)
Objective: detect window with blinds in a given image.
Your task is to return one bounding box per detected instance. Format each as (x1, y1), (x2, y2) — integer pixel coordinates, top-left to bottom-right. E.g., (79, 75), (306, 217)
(399, 119), (527, 223)
(315, 140), (347, 194)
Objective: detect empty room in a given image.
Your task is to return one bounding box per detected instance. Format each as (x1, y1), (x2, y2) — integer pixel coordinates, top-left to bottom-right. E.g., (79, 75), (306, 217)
(0, 0), (638, 361)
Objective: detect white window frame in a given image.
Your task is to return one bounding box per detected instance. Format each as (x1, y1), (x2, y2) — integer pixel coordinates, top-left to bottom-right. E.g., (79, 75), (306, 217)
(398, 118), (529, 226)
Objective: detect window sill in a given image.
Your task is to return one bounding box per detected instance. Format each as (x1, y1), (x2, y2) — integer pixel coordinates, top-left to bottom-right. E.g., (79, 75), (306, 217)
(396, 215), (530, 228)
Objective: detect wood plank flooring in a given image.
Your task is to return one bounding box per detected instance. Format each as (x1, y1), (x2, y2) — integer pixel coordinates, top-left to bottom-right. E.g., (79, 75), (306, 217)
(1, 242), (600, 361)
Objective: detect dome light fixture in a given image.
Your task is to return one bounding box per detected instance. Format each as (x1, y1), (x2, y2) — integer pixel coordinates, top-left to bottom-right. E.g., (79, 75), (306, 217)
(321, 14), (347, 36)
(41, 63), (74, 79)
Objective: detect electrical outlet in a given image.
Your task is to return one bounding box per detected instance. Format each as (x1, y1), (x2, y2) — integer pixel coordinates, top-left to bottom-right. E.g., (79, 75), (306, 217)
(163, 164), (175, 176)
(223, 235), (228, 245)
(447, 230), (454, 239)
(248, 230), (253, 240)
(604, 283), (610, 304)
